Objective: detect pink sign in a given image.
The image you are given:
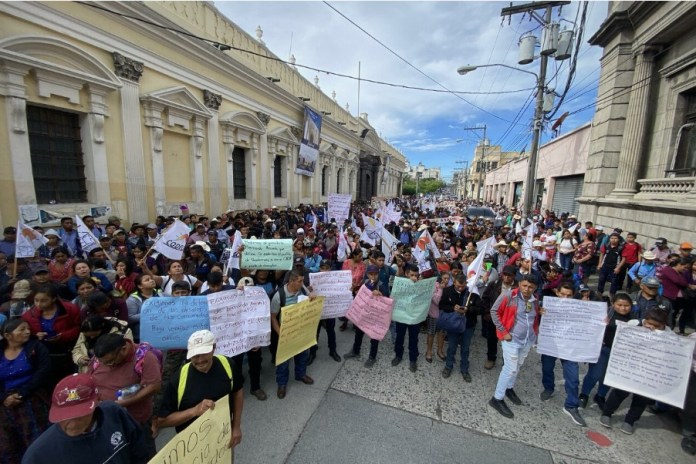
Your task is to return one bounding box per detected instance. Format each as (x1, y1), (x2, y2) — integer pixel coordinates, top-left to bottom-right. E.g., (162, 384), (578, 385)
(346, 284), (394, 341)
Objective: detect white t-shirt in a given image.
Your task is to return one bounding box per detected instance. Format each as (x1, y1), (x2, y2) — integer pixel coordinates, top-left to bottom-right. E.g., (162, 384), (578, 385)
(161, 274), (198, 296)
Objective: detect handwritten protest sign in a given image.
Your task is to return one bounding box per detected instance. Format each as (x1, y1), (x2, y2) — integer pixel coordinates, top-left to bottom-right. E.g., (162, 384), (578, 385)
(536, 297), (607, 363)
(604, 322), (696, 408)
(140, 297), (209, 349)
(150, 395), (233, 464)
(390, 277), (437, 325)
(346, 284), (394, 341)
(308, 271), (353, 319)
(328, 193), (351, 223)
(275, 297), (325, 365)
(208, 287), (271, 357)
(241, 239), (293, 270)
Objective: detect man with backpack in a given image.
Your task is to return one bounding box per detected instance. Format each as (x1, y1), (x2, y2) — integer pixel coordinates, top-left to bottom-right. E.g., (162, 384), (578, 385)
(90, 333), (162, 460)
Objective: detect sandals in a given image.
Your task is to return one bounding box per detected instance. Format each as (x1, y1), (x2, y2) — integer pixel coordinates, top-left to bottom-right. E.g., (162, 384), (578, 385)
(425, 355), (433, 363)
(437, 352), (446, 361)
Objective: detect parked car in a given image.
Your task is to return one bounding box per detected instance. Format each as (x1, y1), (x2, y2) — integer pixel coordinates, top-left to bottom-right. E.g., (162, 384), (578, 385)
(465, 207), (496, 218)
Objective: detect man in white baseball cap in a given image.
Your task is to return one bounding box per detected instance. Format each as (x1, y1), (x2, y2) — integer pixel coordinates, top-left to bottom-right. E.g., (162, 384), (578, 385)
(157, 330), (245, 450)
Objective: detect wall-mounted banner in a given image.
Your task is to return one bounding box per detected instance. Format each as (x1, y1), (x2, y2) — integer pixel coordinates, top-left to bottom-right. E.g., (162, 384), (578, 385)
(296, 106), (322, 176)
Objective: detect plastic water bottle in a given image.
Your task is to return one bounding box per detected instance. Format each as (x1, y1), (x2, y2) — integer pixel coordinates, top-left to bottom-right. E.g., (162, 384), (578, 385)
(116, 384), (141, 400)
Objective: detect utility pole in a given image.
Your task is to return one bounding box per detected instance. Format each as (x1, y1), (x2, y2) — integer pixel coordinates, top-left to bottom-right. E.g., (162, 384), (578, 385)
(501, 0), (570, 220)
(461, 125), (487, 203)
(455, 160), (469, 200)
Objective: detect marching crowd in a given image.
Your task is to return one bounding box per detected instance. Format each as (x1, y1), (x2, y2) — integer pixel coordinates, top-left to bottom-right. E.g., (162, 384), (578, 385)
(0, 199), (695, 463)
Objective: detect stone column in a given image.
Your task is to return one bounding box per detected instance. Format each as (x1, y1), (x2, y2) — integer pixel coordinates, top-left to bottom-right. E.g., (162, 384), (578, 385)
(256, 112), (271, 208)
(113, 52), (148, 222)
(82, 87), (112, 206)
(611, 46), (659, 197)
(191, 116), (205, 210)
(142, 101), (166, 216)
(204, 90), (222, 216)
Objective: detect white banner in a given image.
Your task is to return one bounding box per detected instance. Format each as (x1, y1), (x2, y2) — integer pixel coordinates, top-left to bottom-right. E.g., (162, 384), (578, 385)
(328, 193), (352, 223)
(536, 297), (607, 363)
(153, 218), (190, 260)
(207, 287), (271, 357)
(309, 270), (353, 319)
(604, 322), (695, 408)
(381, 227), (400, 264)
(360, 214), (383, 247)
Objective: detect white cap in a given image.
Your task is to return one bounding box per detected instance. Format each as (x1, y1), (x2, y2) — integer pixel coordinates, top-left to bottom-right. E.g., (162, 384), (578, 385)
(297, 228), (305, 235)
(187, 330), (216, 359)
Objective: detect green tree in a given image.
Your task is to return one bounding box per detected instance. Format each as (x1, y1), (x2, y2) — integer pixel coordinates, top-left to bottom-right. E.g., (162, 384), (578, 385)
(402, 175), (445, 196)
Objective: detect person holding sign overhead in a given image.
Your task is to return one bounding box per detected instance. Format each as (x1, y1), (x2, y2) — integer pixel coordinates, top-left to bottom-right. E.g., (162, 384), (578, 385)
(157, 329), (244, 451)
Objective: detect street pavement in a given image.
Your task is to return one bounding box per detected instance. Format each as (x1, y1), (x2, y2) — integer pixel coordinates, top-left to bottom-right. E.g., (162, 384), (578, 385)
(156, 323), (693, 464)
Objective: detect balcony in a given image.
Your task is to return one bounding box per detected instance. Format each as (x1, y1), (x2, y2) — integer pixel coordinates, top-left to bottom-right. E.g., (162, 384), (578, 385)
(635, 177), (696, 202)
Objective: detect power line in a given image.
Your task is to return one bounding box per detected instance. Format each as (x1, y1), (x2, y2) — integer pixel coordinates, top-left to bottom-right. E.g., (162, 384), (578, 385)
(77, 1), (534, 97)
(322, 1), (518, 123)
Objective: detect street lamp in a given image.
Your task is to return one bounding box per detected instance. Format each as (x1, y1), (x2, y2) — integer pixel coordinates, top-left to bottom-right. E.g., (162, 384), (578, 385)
(457, 62), (544, 218)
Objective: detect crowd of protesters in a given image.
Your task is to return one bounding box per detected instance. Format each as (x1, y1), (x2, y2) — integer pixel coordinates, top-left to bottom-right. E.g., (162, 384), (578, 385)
(0, 198), (695, 462)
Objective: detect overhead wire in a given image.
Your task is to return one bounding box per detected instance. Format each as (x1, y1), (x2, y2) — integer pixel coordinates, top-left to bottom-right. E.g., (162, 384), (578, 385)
(322, 1), (520, 123)
(75, 1), (534, 97)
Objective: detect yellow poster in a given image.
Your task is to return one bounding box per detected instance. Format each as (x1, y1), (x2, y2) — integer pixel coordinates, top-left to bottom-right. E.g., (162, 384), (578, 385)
(150, 396), (233, 464)
(275, 297), (325, 365)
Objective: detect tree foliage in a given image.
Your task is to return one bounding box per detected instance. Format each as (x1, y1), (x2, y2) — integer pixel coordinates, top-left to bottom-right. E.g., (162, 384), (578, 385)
(402, 175), (446, 196)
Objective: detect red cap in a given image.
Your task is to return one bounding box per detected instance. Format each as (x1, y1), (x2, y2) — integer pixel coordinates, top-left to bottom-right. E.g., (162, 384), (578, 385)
(49, 374), (98, 423)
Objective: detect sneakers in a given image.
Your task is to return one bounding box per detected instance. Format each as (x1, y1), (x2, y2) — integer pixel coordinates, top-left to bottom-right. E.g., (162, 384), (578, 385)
(484, 359), (495, 370)
(579, 393), (589, 409)
(593, 394), (606, 410)
(540, 389), (554, 401)
(364, 357), (376, 368)
(563, 407), (587, 427)
(620, 422), (635, 435)
(681, 436), (696, 456)
(251, 389), (268, 401)
(409, 362), (417, 373)
(391, 356), (402, 366)
(505, 389), (522, 405)
(599, 415), (612, 428)
(462, 372), (472, 383)
(488, 397), (514, 418)
(442, 367), (452, 379)
(343, 351), (360, 360)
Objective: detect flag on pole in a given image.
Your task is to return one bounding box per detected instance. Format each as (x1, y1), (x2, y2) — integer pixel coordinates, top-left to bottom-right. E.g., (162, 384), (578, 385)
(74, 215), (100, 254)
(312, 212), (318, 232)
(15, 221), (48, 258)
(381, 227), (399, 264)
(153, 218), (190, 260)
(568, 223), (579, 234)
(466, 240), (494, 295)
(228, 230), (242, 270)
(360, 214), (383, 246)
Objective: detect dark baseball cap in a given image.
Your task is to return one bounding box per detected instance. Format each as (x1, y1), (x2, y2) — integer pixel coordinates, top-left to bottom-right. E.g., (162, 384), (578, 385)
(502, 265), (517, 275)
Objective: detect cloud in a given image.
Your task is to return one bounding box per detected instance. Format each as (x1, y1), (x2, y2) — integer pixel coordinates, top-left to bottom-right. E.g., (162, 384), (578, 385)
(216, 1), (608, 179)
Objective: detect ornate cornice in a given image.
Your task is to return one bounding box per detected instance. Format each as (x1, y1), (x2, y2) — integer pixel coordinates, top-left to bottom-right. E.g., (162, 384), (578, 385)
(203, 89), (222, 110)
(112, 52), (144, 82)
(256, 111), (270, 126)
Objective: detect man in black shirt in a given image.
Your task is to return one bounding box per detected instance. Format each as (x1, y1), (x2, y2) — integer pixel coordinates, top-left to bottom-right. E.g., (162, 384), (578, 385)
(157, 330), (244, 451)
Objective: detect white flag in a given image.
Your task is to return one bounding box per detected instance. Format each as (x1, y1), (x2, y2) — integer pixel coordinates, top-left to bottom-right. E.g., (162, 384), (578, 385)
(467, 240), (494, 295)
(515, 221), (523, 235)
(476, 236), (497, 253)
(312, 212), (318, 232)
(228, 230), (242, 270)
(153, 218), (190, 260)
(568, 223), (579, 234)
(360, 214), (383, 247)
(74, 215), (100, 254)
(16, 221), (48, 258)
(381, 227), (400, 264)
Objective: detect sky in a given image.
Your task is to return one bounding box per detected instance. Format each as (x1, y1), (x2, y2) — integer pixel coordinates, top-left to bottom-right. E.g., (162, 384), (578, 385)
(215, 1), (608, 182)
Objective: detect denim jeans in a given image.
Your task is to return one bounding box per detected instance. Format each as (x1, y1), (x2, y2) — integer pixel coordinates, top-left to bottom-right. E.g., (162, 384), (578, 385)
(597, 266), (620, 295)
(494, 337), (534, 400)
(541, 354), (580, 409)
(275, 349), (309, 386)
(395, 322), (420, 362)
(446, 327), (475, 373)
(581, 345), (611, 398)
(559, 253), (573, 271)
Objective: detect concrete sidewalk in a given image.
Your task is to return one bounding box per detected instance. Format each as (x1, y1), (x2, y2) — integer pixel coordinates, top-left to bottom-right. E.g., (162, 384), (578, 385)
(157, 324), (693, 464)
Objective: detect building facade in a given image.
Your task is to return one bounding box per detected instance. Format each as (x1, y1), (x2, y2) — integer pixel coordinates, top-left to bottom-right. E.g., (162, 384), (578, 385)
(578, 1), (696, 245)
(465, 140), (519, 200)
(406, 163), (440, 181)
(0, 1), (406, 227)
(484, 123), (591, 215)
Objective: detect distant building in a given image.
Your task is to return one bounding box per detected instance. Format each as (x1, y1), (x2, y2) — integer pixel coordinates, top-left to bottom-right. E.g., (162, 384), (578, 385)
(406, 164), (441, 180)
(466, 141), (520, 200)
(484, 123), (591, 215)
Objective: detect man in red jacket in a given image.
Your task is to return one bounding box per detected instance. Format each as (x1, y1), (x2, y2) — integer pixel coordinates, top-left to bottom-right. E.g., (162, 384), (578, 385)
(488, 276), (541, 418)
